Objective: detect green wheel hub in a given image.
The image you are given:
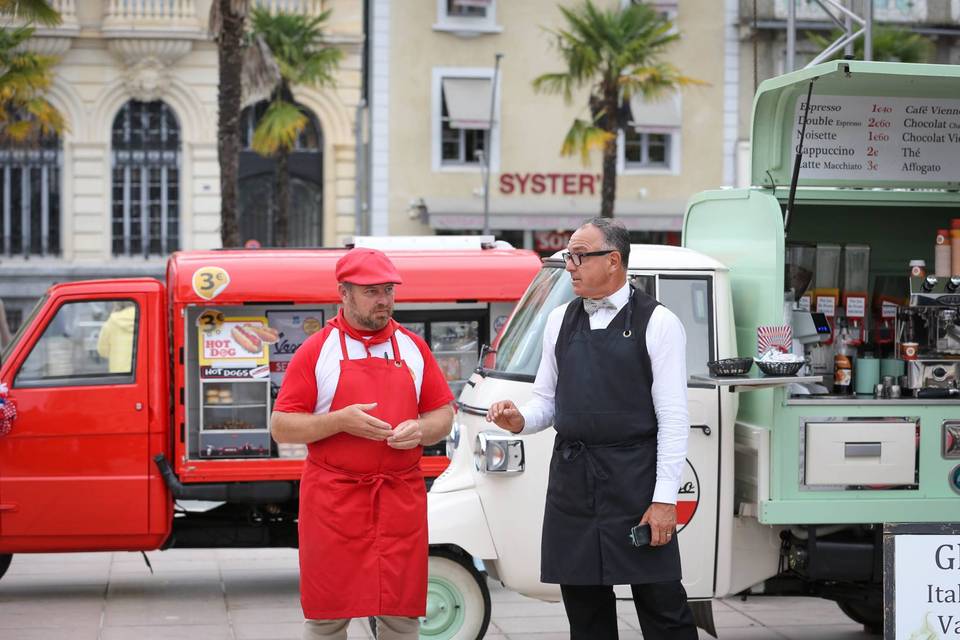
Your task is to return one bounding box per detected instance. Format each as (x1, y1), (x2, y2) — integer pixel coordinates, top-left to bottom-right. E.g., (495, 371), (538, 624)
(420, 575), (466, 639)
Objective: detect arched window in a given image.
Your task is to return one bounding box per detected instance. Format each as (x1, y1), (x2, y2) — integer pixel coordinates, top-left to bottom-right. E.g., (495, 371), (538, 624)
(111, 100), (181, 256)
(239, 102), (323, 247)
(0, 134), (61, 257)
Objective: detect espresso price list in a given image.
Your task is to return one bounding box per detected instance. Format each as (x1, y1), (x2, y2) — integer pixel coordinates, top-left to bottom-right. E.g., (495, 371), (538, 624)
(791, 95), (960, 183)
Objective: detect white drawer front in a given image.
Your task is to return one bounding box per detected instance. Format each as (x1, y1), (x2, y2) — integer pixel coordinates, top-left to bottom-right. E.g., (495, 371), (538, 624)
(804, 421), (917, 486)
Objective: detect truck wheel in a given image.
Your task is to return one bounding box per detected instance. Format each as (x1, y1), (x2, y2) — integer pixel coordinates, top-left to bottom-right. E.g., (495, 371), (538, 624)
(837, 600), (882, 635)
(369, 548), (491, 640)
(0, 554), (11, 581)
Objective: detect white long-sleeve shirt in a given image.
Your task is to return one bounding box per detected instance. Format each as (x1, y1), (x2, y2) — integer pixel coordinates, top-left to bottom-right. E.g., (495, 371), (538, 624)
(518, 281), (690, 505)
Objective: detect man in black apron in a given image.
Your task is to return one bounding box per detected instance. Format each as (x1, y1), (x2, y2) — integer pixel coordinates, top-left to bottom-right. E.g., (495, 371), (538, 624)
(488, 217), (697, 639)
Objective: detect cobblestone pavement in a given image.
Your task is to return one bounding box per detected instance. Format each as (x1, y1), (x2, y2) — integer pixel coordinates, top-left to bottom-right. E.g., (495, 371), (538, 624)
(0, 549), (872, 639)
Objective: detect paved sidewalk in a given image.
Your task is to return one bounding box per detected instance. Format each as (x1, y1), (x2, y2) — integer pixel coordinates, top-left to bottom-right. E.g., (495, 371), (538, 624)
(0, 549), (871, 640)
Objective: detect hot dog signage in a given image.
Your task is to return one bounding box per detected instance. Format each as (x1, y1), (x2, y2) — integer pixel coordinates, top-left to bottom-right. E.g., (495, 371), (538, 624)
(198, 315), (279, 368)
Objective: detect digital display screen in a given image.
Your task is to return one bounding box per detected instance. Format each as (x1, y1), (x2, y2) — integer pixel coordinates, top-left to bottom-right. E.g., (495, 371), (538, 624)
(810, 312), (831, 335)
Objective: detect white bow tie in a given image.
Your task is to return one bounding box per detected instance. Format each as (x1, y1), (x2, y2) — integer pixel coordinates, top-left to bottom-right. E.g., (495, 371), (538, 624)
(583, 297), (616, 315)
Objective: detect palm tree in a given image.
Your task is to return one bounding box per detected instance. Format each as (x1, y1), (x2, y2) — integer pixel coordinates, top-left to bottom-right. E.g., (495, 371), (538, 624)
(248, 8), (341, 247)
(0, 0), (65, 145)
(807, 26), (935, 64)
(209, 0), (250, 249)
(533, 1), (699, 217)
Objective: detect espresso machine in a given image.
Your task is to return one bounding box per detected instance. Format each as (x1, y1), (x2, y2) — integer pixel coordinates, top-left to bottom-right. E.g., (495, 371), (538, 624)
(900, 276), (960, 395)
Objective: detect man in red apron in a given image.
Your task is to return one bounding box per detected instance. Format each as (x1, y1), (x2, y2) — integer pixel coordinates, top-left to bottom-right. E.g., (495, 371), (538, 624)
(272, 248), (455, 640)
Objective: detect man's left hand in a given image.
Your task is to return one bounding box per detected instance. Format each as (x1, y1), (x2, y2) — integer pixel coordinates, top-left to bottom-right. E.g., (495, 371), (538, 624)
(387, 419), (422, 450)
(639, 502), (677, 547)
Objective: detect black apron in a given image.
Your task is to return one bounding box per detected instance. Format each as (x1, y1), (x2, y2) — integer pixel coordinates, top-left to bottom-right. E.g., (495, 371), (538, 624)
(540, 286), (683, 585)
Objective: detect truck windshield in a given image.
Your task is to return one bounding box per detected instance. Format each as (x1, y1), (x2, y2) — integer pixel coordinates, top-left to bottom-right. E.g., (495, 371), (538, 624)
(0, 295), (46, 365)
(491, 266), (574, 379)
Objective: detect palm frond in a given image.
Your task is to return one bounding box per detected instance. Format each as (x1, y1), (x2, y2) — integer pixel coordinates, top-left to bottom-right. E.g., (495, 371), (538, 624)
(0, 0), (61, 27)
(560, 118), (615, 165)
(619, 62), (707, 101)
(806, 26), (933, 63)
(251, 99), (307, 156)
(531, 71), (576, 103)
(241, 34), (281, 107)
(249, 7), (341, 89)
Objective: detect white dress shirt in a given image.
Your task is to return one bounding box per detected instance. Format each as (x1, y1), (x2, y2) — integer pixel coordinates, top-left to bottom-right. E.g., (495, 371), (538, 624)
(518, 281), (690, 505)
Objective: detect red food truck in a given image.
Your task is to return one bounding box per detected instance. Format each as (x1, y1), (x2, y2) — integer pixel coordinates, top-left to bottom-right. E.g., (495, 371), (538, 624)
(0, 241), (540, 577)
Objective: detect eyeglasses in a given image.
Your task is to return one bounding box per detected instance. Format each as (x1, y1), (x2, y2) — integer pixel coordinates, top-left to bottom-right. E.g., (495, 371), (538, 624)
(561, 250), (615, 267)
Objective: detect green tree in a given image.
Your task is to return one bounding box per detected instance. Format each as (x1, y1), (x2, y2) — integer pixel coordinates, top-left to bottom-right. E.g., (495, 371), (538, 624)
(209, 0), (251, 249)
(0, 0), (65, 145)
(533, 0), (700, 217)
(248, 8), (341, 247)
(807, 26), (935, 64)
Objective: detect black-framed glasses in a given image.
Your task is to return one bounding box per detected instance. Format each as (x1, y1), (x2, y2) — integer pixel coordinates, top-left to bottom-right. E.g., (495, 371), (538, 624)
(561, 250), (615, 267)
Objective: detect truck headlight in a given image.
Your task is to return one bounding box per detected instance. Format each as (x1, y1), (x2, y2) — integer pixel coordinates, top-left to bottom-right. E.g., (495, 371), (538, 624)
(474, 430), (524, 473)
(446, 417), (461, 459)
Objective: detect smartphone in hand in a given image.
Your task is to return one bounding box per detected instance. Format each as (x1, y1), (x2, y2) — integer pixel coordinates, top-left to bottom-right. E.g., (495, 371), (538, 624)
(629, 523), (651, 547)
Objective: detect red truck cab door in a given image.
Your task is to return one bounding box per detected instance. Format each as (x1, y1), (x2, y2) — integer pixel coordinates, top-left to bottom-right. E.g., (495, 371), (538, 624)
(0, 280), (170, 552)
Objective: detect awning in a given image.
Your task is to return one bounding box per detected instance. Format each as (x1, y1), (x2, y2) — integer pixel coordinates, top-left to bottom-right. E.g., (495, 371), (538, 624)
(629, 92), (682, 129)
(423, 196), (686, 232)
(442, 78), (493, 129)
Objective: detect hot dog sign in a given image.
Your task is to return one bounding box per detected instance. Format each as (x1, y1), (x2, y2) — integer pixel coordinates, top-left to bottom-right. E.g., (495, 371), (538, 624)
(198, 315), (279, 367)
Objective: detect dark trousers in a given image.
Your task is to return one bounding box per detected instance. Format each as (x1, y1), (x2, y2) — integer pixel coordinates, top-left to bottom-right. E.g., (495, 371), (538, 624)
(560, 581), (698, 640)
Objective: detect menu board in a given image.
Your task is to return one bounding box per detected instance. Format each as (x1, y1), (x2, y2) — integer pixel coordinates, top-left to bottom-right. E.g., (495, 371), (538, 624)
(792, 95), (960, 184)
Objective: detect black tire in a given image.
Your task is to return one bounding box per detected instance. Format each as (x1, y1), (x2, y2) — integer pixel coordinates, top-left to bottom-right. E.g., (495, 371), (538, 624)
(370, 547), (491, 639)
(837, 599), (882, 635)
(0, 554), (11, 581)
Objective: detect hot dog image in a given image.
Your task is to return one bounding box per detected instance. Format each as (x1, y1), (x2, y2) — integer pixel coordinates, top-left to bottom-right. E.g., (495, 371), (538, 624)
(232, 325), (263, 353)
(245, 324), (280, 344)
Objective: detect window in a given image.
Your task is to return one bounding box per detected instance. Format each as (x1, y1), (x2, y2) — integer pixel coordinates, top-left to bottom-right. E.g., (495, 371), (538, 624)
(489, 266), (657, 380)
(433, 70), (500, 172)
(624, 130), (671, 168)
(658, 277), (713, 376)
(0, 135), (61, 257)
(620, 92), (681, 173)
(15, 299), (139, 387)
(435, 0), (500, 34)
(111, 100), (181, 257)
(238, 101), (324, 247)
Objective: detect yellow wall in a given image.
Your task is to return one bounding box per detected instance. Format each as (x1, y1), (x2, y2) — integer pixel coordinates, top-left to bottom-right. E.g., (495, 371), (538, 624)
(387, 0), (728, 236)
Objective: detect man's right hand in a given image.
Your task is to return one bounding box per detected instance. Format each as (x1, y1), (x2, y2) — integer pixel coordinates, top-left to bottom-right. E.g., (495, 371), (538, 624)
(335, 403), (394, 440)
(486, 400), (525, 434)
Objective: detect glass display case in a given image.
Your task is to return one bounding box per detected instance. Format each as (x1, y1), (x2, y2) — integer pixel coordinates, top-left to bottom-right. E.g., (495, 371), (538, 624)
(198, 379), (272, 458)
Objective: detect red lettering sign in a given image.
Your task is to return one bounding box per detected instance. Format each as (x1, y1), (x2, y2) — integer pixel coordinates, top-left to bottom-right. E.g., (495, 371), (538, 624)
(498, 173), (603, 196)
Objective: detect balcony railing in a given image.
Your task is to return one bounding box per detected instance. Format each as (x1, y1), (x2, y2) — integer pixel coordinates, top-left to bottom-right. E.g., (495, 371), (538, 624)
(102, 0), (203, 34)
(254, 0), (326, 15)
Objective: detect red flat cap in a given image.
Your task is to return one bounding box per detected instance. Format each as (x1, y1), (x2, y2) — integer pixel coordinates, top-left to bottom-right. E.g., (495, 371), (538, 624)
(335, 248), (404, 285)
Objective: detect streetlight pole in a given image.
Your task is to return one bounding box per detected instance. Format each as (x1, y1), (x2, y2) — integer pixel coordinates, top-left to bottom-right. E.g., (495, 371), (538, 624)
(483, 53), (503, 237)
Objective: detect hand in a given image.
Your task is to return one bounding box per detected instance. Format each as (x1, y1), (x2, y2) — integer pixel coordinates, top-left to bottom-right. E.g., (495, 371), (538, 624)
(387, 419), (422, 450)
(639, 502), (677, 547)
(486, 400), (525, 433)
(335, 403), (393, 441)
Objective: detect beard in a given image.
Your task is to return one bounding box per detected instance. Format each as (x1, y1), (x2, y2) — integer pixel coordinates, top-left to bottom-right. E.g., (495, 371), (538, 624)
(354, 306), (392, 330)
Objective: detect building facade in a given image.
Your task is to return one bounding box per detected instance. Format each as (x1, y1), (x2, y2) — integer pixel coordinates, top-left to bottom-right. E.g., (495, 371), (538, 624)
(368, 0), (738, 253)
(1, 0), (363, 328)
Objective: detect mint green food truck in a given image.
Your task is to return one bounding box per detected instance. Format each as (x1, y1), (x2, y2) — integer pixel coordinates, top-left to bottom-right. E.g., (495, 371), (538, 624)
(427, 60), (960, 639)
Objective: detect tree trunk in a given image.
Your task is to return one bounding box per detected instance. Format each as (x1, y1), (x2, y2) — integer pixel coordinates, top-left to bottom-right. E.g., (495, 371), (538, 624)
(216, 0), (243, 248)
(275, 150), (290, 247)
(599, 83), (621, 218)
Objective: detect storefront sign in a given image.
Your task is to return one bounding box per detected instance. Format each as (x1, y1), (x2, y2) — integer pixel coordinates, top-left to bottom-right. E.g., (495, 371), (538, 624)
(534, 230), (572, 252)
(792, 95), (960, 184)
(499, 173), (603, 196)
(888, 526), (960, 638)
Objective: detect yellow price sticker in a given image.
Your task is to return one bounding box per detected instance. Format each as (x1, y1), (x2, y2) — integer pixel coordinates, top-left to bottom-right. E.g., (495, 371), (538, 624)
(196, 309), (225, 333)
(192, 267), (230, 300)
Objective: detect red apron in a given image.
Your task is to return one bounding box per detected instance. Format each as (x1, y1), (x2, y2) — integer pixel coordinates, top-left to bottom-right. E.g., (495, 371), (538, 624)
(298, 329), (427, 620)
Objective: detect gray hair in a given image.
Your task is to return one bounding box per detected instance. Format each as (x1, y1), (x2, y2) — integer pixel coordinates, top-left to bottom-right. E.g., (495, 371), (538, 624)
(580, 217), (630, 268)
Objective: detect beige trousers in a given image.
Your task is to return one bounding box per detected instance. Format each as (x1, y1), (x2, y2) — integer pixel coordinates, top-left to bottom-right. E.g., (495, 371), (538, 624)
(303, 616), (419, 640)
